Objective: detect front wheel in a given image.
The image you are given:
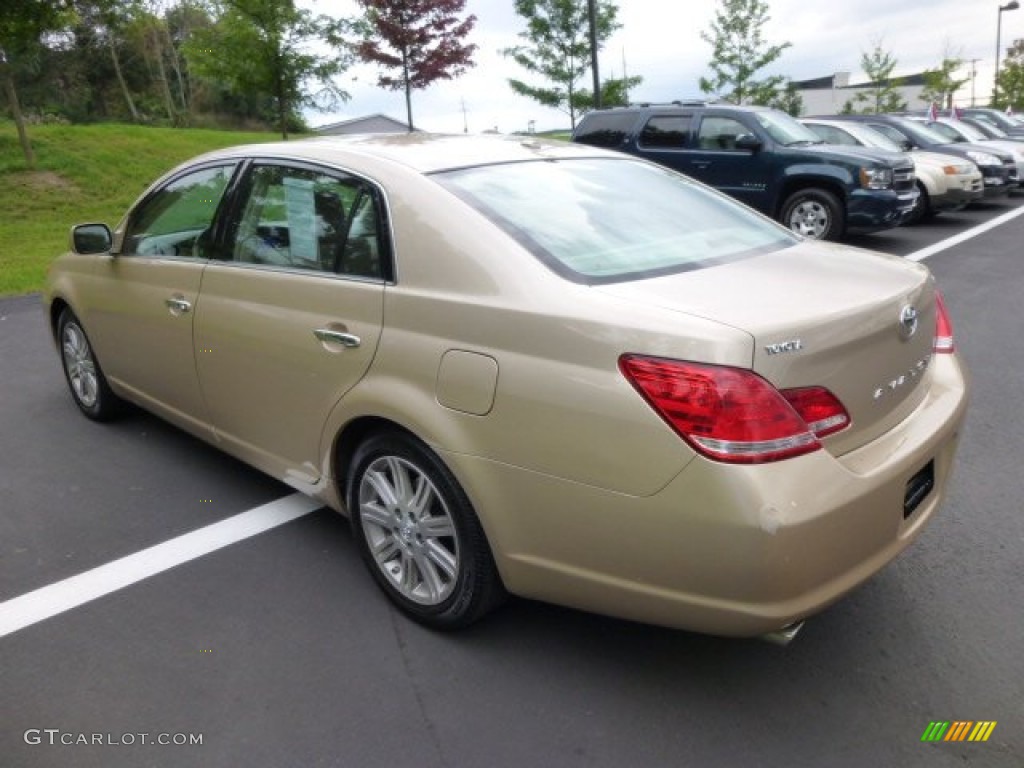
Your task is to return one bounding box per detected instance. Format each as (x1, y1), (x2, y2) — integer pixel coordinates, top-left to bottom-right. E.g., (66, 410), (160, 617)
(904, 181), (932, 225)
(780, 188), (844, 241)
(57, 309), (122, 421)
(347, 431), (504, 629)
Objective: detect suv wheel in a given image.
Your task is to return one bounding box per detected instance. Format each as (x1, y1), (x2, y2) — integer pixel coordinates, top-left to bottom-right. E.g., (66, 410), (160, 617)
(781, 189), (844, 241)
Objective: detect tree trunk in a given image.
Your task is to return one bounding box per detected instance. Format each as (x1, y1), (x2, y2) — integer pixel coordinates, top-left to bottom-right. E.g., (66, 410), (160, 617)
(148, 25), (177, 123)
(402, 47), (413, 131)
(109, 38), (140, 123)
(1, 60), (35, 169)
(163, 19), (189, 115)
(274, 49), (287, 140)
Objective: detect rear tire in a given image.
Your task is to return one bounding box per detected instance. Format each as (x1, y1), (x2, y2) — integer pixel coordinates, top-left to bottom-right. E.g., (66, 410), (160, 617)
(780, 188), (844, 241)
(57, 309), (122, 421)
(347, 430), (505, 629)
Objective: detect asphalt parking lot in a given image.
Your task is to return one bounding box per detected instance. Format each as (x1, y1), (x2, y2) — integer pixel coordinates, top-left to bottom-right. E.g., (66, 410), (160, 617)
(2, 198), (1023, 767)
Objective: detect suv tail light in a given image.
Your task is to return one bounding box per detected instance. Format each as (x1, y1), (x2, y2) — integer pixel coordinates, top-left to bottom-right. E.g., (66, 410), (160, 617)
(934, 290), (955, 354)
(619, 355), (849, 464)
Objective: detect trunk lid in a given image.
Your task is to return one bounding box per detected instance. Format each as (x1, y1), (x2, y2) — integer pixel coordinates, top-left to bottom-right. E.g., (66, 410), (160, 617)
(595, 240), (937, 456)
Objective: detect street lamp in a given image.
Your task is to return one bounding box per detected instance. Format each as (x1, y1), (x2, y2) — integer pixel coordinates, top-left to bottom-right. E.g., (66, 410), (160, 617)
(995, 1), (1020, 106)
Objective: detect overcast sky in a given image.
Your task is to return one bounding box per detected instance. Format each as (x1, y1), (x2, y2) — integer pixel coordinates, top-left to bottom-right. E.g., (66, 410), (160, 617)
(301, 0), (1024, 133)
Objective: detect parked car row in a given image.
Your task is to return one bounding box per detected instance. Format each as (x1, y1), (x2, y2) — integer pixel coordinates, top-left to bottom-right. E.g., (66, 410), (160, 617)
(571, 103), (1020, 241)
(815, 113), (1021, 205)
(800, 118), (984, 225)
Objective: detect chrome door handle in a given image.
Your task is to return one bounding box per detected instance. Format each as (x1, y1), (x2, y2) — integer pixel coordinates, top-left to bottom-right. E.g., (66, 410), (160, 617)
(313, 329), (361, 348)
(165, 297), (192, 313)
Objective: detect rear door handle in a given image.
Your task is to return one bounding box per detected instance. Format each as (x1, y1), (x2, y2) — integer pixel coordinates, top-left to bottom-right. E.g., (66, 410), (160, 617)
(313, 329), (361, 348)
(691, 160), (712, 169)
(165, 297), (192, 314)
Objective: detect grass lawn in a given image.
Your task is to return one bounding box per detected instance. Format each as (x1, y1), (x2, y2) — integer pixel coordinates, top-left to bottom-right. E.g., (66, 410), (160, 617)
(0, 121), (282, 296)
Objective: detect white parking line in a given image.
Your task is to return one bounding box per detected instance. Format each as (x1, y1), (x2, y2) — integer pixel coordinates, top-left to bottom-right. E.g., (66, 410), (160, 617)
(0, 493), (322, 638)
(906, 202), (1024, 262)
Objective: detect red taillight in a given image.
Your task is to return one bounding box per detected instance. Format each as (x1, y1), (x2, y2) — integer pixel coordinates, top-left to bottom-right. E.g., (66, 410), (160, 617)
(780, 387), (850, 438)
(619, 356), (848, 464)
(934, 290), (955, 354)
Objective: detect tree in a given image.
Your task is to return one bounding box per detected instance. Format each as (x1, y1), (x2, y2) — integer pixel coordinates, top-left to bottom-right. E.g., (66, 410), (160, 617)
(356, 0), (476, 132)
(768, 80), (803, 116)
(994, 38), (1024, 111)
(0, 0), (72, 168)
(699, 0), (791, 105)
(844, 42), (907, 114)
(572, 73), (642, 115)
(185, 0), (352, 139)
(503, 0), (628, 130)
(920, 52), (968, 110)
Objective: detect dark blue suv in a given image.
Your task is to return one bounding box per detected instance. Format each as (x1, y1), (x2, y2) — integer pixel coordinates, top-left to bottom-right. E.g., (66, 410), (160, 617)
(572, 103), (918, 241)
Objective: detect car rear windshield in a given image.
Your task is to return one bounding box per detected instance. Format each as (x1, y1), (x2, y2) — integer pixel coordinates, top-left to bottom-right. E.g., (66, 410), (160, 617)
(434, 158), (796, 284)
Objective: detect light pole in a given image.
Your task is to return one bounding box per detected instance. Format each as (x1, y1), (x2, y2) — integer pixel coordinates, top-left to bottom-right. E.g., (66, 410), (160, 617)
(587, 0), (601, 109)
(995, 1), (1020, 106)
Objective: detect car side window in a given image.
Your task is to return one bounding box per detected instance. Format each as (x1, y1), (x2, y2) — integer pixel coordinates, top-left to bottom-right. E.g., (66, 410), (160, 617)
(122, 165), (236, 259)
(809, 125), (854, 146)
(927, 122), (961, 142)
(868, 123), (909, 145)
(573, 113), (637, 148)
(229, 164), (384, 279)
(697, 117), (748, 150)
(639, 115), (691, 148)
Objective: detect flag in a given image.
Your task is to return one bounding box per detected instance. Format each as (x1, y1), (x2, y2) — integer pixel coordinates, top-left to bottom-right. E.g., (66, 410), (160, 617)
(927, 102), (938, 122)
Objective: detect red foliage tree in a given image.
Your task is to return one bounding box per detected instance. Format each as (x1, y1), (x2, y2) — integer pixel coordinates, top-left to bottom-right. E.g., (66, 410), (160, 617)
(356, 0), (477, 131)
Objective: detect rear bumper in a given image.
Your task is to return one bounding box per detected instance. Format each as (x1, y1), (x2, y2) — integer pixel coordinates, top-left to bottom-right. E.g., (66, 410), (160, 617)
(452, 354), (969, 638)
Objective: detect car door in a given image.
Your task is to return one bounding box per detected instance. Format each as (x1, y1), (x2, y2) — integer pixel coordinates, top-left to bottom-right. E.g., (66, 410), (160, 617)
(690, 114), (772, 211)
(193, 161), (386, 485)
(83, 163), (238, 434)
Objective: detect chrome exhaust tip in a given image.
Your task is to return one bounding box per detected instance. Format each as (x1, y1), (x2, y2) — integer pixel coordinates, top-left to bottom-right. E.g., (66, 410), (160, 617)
(760, 621), (804, 646)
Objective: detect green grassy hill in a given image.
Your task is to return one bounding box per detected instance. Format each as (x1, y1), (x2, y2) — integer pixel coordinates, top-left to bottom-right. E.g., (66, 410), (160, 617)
(0, 122), (283, 296)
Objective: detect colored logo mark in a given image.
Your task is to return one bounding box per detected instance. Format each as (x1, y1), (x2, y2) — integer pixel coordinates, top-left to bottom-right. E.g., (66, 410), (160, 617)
(921, 721), (997, 742)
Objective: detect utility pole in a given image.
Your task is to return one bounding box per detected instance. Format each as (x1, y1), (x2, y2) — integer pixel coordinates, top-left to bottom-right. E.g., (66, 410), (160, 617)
(969, 58), (981, 106)
(587, 0), (600, 109)
(461, 98), (468, 134)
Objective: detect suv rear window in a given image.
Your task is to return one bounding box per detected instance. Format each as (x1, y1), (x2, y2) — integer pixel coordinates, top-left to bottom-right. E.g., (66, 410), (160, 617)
(573, 112), (637, 148)
(435, 158), (796, 284)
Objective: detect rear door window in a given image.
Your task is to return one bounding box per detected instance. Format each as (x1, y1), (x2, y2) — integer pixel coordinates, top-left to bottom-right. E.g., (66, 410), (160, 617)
(227, 163), (388, 279)
(639, 115), (692, 148)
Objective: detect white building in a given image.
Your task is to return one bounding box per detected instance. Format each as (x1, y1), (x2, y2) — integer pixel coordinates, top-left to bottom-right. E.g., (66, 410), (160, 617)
(793, 72), (930, 116)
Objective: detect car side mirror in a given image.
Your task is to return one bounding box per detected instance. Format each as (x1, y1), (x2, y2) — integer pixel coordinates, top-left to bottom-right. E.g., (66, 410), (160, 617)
(71, 223), (112, 255)
(900, 140), (913, 152)
(735, 133), (762, 151)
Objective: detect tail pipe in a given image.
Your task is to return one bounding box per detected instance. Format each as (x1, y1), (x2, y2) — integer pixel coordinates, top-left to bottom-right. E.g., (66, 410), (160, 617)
(760, 621), (804, 646)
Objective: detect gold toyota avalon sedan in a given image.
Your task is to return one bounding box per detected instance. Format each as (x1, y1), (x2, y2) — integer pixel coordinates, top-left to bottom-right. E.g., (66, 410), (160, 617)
(44, 134), (969, 642)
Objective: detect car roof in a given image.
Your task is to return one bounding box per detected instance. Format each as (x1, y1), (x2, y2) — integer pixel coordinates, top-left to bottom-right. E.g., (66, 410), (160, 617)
(188, 133), (605, 175)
